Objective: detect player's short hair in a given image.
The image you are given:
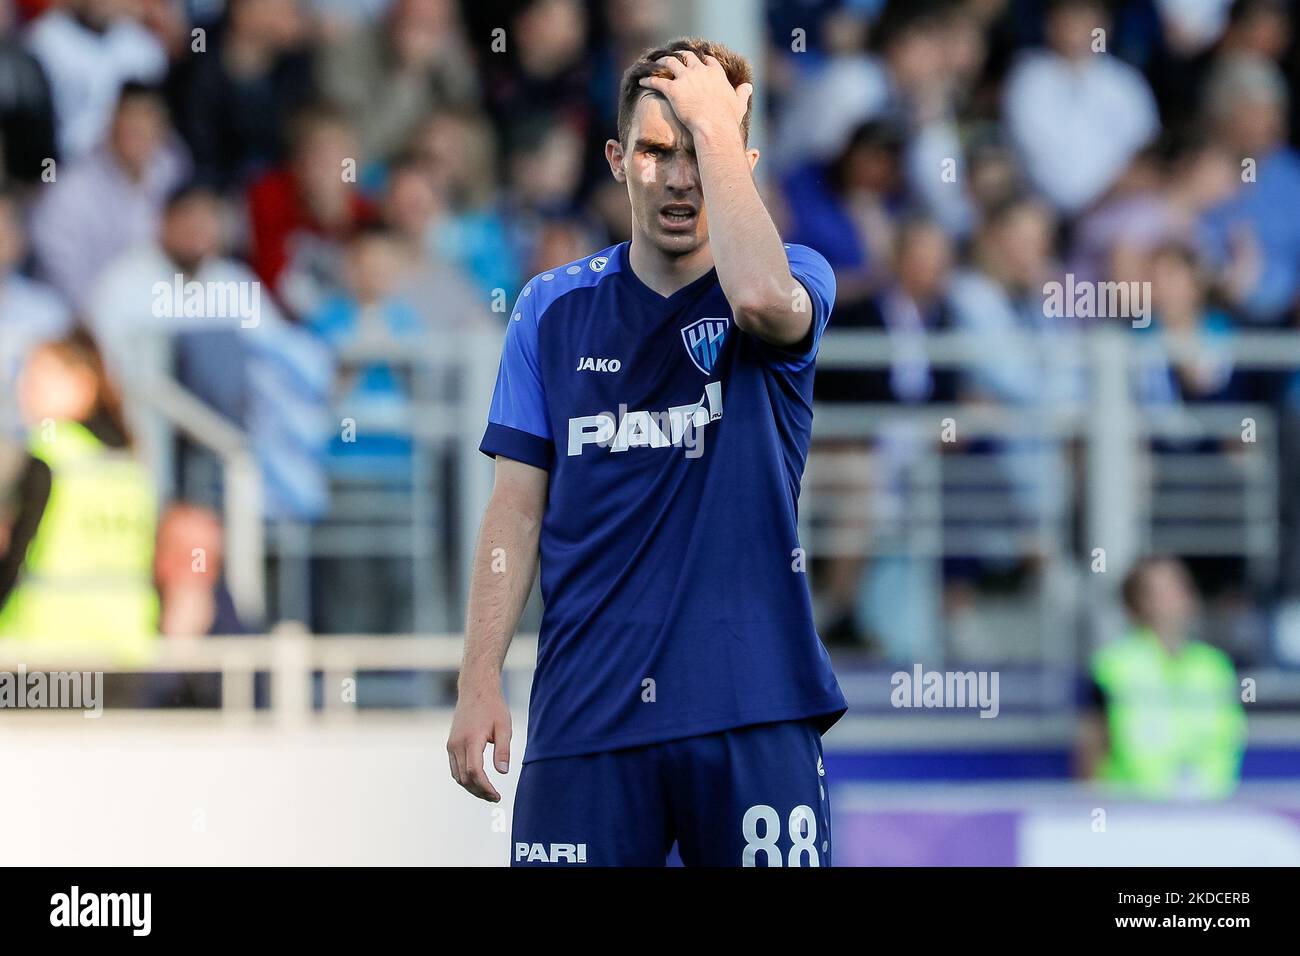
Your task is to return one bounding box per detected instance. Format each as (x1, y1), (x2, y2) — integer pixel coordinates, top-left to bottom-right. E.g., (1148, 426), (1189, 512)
(616, 37), (753, 147)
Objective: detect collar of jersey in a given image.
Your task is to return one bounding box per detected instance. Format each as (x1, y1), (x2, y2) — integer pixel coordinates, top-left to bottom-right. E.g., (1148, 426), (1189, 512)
(615, 240), (719, 309)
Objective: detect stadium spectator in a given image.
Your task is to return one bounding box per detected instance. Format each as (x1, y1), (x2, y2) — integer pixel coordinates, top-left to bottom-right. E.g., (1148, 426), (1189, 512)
(1003, 0), (1159, 215)
(0, 0), (58, 185)
(86, 182), (272, 422)
(172, 0), (314, 190)
(812, 218), (957, 654)
(778, 119), (907, 309)
(24, 0), (168, 160)
(501, 112), (594, 281)
(961, 124), (1026, 217)
(479, 0), (592, 158)
(768, 3), (889, 172)
(0, 328), (158, 663)
(308, 223), (421, 480)
(1217, 0), (1290, 64)
(84, 177), (334, 528)
(246, 101), (376, 319)
(408, 109), (520, 299)
(589, 0), (672, 133)
(29, 81), (188, 310)
(949, 195), (1078, 412)
(1076, 555), (1247, 798)
(1199, 54), (1300, 326)
(947, 194), (1078, 601)
(316, 0), (478, 167)
(816, 216), (958, 406)
(155, 500), (246, 636)
(1068, 134), (1238, 286)
(0, 190), (69, 405)
(1131, 241), (1237, 410)
(140, 500), (251, 708)
(243, 311), (334, 522)
(380, 157), (494, 334)
(307, 223), (423, 633)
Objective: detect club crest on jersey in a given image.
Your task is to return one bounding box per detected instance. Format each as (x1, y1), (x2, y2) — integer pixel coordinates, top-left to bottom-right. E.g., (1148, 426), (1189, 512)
(681, 317), (729, 374)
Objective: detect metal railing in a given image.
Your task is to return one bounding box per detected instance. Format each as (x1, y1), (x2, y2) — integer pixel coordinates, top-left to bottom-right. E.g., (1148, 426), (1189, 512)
(96, 325), (1300, 675)
(0, 626), (538, 722)
(807, 327), (1290, 671)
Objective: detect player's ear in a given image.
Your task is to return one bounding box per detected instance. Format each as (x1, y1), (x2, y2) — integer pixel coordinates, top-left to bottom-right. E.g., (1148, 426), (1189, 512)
(746, 147), (760, 173)
(605, 139), (627, 184)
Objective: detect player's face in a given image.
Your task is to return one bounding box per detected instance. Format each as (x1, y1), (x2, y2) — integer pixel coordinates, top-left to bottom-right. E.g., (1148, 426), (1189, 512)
(607, 93), (759, 260)
(609, 95), (708, 257)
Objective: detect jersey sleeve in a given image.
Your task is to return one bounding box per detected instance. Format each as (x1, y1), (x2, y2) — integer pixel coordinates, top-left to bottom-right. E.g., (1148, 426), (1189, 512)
(753, 243), (837, 373)
(479, 288), (554, 470)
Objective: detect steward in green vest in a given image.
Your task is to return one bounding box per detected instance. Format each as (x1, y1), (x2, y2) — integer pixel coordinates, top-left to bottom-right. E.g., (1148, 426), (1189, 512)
(0, 331), (158, 664)
(1084, 557), (1246, 798)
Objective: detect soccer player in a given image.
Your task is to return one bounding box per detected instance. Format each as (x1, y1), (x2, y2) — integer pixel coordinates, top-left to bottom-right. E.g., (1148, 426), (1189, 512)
(447, 37), (847, 867)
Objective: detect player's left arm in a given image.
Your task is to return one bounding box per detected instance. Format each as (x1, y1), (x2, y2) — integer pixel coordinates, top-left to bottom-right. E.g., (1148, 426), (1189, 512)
(641, 51), (812, 348)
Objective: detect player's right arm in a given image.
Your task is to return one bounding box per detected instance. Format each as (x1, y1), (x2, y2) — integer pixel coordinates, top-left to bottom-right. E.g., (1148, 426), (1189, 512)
(447, 455), (547, 802)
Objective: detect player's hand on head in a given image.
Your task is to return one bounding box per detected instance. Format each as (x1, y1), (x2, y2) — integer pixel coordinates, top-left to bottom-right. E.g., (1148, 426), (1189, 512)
(639, 51), (751, 140)
(447, 682), (512, 802)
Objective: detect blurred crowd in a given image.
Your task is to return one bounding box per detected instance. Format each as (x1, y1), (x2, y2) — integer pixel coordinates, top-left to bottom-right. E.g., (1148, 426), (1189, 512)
(0, 0), (1299, 698)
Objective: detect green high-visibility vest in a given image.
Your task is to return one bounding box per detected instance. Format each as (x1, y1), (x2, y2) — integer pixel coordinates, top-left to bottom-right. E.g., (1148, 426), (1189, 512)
(0, 420), (158, 663)
(1090, 628), (1246, 798)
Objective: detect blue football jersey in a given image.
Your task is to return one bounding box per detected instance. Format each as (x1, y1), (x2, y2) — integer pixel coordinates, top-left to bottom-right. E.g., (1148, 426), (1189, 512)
(480, 240), (847, 761)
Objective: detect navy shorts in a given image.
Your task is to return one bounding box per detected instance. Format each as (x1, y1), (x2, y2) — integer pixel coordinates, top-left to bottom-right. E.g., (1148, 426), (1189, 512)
(511, 719), (832, 867)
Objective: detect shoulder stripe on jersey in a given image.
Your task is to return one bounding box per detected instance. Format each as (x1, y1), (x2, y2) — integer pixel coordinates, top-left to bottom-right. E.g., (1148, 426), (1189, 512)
(519, 243), (624, 325)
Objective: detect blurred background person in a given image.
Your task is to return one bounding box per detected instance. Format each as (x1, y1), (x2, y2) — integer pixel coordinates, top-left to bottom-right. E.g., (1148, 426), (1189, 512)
(142, 500), (251, 708)
(29, 81), (188, 311)
(25, 0), (168, 160)
(811, 218), (957, 656)
(475, 0), (592, 165)
(87, 181), (266, 424)
(1131, 240), (1238, 412)
(316, 0), (477, 168)
(246, 101), (375, 319)
(405, 108), (519, 300)
(171, 0), (314, 191)
(1004, 0), (1159, 216)
(1199, 53), (1300, 328)
(1068, 133), (1239, 287)
(0, 328), (158, 664)
(379, 154), (493, 335)
(0, 0), (58, 187)
(0, 189), (69, 405)
(1076, 555), (1247, 799)
(155, 500), (245, 637)
(777, 119), (907, 310)
(306, 223), (421, 634)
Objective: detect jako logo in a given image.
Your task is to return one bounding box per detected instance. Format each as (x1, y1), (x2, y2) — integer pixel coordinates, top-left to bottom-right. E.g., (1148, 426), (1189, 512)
(50, 886), (151, 936)
(567, 382), (722, 458)
(575, 356), (621, 372)
(516, 842), (588, 863)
